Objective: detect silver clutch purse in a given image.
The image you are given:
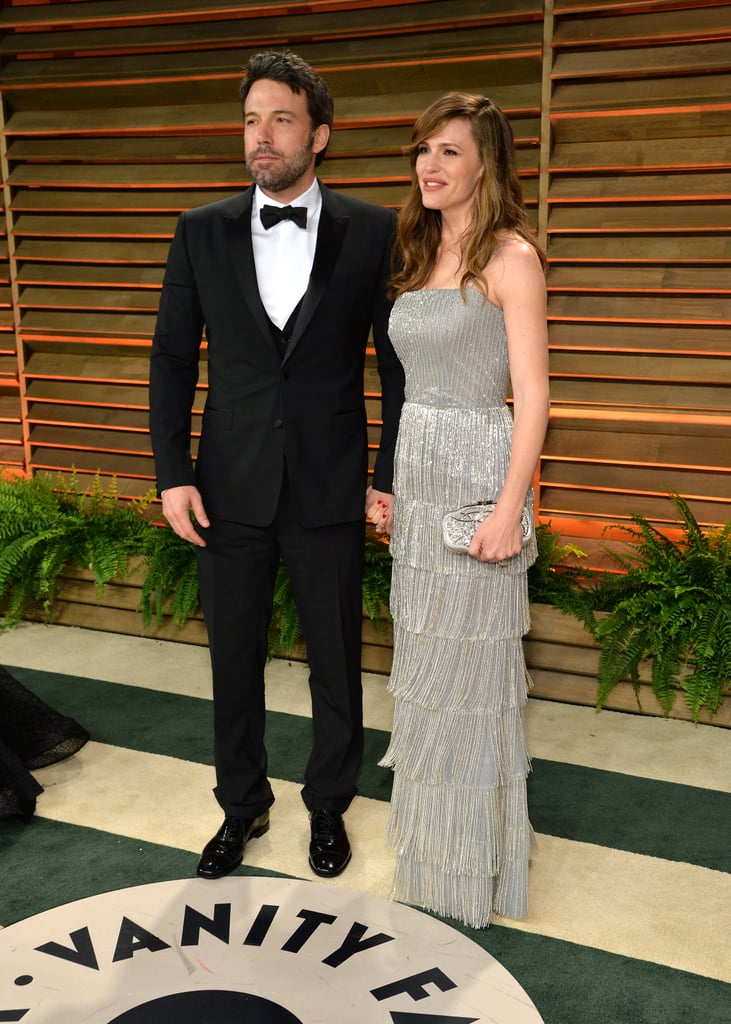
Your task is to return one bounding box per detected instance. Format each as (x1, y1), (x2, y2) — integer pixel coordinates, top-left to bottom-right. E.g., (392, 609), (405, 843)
(441, 501), (532, 553)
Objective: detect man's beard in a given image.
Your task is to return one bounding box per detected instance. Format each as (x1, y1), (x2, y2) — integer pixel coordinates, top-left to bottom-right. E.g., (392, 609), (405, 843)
(246, 138), (315, 194)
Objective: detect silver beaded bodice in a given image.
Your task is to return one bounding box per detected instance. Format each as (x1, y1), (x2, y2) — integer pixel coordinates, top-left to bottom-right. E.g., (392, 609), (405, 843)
(389, 287), (510, 410)
(388, 287), (525, 523)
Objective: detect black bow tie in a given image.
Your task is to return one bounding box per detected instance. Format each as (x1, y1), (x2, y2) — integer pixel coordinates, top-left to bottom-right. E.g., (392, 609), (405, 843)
(260, 204), (308, 230)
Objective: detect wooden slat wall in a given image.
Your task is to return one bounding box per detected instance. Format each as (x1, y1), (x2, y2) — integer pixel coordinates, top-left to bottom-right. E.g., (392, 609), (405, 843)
(0, 0), (728, 547)
(544, 0), (731, 549)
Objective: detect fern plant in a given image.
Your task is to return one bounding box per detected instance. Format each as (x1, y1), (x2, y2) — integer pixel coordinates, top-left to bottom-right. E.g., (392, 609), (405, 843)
(572, 495), (731, 722)
(269, 560), (302, 658)
(5, 472), (726, 721)
(0, 472), (151, 626)
(0, 471), (398, 657)
(138, 523), (199, 630)
(362, 535), (393, 629)
(527, 521), (593, 608)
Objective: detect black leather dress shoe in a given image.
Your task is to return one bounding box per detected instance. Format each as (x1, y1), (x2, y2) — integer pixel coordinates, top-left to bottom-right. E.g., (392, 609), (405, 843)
(308, 808), (352, 877)
(196, 811), (270, 879)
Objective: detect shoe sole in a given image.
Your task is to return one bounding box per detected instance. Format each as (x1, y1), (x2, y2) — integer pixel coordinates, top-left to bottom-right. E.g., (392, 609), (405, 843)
(197, 858), (243, 880)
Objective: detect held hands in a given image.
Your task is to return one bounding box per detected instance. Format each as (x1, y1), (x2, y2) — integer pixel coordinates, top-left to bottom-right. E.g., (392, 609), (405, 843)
(365, 486), (394, 536)
(161, 485), (209, 547)
(164, 484), (397, 544)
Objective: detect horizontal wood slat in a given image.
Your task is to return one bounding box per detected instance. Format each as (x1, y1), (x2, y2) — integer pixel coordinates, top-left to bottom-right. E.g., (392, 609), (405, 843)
(551, 106), (730, 146)
(551, 73), (731, 114)
(547, 265), (731, 290)
(548, 294), (731, 321)
(552, 5), (731, 47)
(549, 146), (731, 174)
(547, 234), (731, 259)
(539, 486), (729, 528)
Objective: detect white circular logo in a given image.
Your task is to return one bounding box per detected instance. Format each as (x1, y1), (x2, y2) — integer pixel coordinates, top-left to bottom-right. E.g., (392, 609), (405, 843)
(0, 877), (543, 1022)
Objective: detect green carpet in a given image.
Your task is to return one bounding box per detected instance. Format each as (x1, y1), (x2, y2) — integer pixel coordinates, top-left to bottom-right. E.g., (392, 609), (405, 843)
(1, 819), (727, 1024)
(1, 627), (729, 1024)
(11, 667), (727, 870)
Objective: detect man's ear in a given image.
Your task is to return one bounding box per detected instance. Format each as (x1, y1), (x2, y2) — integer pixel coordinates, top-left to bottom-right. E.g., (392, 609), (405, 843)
(312, 123), (330, 155)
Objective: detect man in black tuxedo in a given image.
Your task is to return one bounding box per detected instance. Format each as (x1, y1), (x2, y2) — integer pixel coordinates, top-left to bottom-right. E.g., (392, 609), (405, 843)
(149, 51), (403, 880)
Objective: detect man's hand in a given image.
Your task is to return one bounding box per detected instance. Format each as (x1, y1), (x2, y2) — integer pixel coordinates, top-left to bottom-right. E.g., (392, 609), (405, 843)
(161, 485), (209, 547)
(365, 486), (394, 536)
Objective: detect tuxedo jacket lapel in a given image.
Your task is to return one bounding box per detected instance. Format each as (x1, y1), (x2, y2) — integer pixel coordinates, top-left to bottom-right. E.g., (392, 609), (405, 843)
(285, 187), (348, 362)
(223, 190), (277, 351)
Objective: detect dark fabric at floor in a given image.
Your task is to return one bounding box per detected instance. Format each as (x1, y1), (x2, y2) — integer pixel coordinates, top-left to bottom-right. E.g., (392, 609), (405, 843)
(0, 664), (89, 820)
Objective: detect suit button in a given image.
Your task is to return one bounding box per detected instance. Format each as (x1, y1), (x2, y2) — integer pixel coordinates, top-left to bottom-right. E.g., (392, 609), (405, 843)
(273, 419), (283, 429)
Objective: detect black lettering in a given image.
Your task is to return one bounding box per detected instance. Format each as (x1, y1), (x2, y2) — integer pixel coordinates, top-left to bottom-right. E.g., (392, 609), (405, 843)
(323, 921), (394, 967)
(243, 904), (278, 946)
(112, 916), (171, 962)
(372, 967), (457, 1002)
(181, 903), (231, 946)
(281, 909), (336, 953)
(35, 926), (99, 971)
(389, 1014), (478, 1023)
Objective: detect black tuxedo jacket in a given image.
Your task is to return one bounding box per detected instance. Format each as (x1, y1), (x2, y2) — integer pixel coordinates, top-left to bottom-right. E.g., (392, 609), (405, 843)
(149, 183), (404, 528)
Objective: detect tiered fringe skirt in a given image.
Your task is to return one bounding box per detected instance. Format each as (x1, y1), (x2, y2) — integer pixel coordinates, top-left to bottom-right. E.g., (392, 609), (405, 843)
(380, 404), (536, 928)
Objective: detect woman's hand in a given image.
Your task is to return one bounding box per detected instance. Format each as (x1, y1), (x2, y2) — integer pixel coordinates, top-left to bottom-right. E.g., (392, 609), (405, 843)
(365, 486), (394, 535)
(468, 510), (523, 563)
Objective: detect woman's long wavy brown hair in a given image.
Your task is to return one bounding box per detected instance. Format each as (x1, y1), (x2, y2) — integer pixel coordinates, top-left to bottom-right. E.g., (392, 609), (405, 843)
(389, 92), (546, 301)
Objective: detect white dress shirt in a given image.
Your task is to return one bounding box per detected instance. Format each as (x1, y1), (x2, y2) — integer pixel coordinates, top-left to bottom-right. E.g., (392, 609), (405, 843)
(251, 180), (322, 329)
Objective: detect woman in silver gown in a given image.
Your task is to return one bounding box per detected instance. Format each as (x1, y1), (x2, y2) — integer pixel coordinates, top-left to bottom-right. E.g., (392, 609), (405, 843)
(367, 93), (549, 928)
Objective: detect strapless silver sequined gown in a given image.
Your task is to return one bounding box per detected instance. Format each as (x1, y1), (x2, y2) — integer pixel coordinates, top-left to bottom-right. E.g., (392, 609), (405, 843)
(380, 287), (537, 928)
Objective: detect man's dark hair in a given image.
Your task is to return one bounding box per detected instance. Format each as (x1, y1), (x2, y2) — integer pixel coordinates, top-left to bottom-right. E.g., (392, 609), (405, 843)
(240, 50), (334, 166)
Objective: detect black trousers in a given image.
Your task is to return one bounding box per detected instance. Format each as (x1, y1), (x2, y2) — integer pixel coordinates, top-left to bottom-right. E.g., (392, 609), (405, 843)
(196, 476), (365, 819)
